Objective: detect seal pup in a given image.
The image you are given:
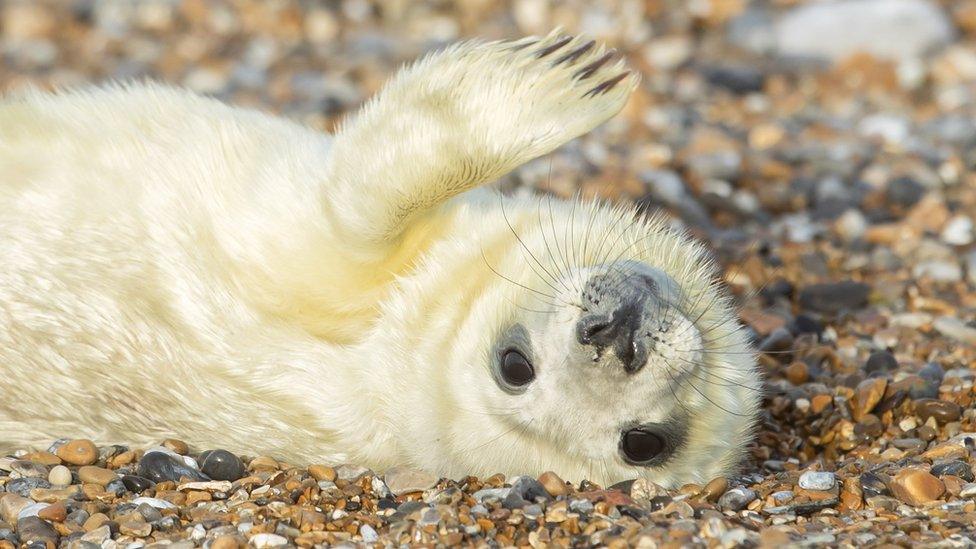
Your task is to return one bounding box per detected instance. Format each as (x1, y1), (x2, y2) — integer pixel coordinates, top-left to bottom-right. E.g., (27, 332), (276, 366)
(0, 32), (761, 487)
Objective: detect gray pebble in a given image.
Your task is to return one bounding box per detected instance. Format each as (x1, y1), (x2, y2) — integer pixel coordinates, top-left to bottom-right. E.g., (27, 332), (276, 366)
(718, 488), (757, 511)
(798, 471), (836, 491)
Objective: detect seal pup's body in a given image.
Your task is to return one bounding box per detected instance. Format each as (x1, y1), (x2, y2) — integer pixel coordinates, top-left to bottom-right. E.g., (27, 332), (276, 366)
(0, 34), (760, 487)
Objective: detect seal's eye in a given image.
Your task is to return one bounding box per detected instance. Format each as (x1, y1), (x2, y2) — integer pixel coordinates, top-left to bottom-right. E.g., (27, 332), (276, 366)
(620, 427), (665, 464)
(500, 350), (534, 386)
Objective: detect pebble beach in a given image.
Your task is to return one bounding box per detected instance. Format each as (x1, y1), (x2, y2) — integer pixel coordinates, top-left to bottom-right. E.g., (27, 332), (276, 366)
(2, 0), (976, 547)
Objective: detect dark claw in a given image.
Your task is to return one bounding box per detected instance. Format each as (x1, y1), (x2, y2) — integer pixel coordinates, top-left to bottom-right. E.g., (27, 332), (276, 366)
(574, 50), (616, 80)
(553, 40), (595, 66)
(536, 36), (573, 58)
(583, 71), (630, 98)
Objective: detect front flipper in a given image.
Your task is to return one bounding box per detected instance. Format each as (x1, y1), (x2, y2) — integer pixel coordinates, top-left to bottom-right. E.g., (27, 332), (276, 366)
(324, 32), (638, 249)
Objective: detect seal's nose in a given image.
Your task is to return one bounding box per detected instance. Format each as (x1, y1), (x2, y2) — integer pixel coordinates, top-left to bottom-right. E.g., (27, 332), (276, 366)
(576, 267), (664, 373)
(576, 303), (648, 373)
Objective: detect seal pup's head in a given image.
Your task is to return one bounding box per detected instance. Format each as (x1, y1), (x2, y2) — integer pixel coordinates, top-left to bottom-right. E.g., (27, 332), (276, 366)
(427, 198), (761, 488)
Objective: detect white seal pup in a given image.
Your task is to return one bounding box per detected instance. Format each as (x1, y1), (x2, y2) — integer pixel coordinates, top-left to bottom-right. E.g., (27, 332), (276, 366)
(0, 33), (761, 487)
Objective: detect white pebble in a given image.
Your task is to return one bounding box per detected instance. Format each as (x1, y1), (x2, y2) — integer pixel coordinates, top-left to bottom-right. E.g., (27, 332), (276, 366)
(130, 497), (177, 510)
(48, 464), (72, 485)
(250, 533), (288, 548)
(798, 471), (836, 491)
(360, 524), (379, 543)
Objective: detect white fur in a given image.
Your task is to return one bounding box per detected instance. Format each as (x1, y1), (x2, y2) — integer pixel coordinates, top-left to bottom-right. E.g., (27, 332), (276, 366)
(0, 33), (759, 487)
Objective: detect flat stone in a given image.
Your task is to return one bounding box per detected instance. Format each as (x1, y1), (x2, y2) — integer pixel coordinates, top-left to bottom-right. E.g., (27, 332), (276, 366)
(933, 316), (976, 345)
(119, 520), (152, 537)
(383, 467), (438, 496)
(177, 480), (232, 492)
(16, 516), (59, 546)
(772, 0), (954, 62)
(0, 494), (32, 525)
(798, 281), (870, 314)
(798, 471), (836, 491)
(914, 399), (962, 424)
(55, 440), (98, 466)
(8, 460), (48, 479)
(77, 466), (118, 486)
(931, 460), (975, 482)
(889, 468), (945, 505)
(130, 497), (177, 510)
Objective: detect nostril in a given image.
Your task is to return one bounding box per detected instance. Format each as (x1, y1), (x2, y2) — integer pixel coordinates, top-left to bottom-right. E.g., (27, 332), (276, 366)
(576, 314), (614, 345)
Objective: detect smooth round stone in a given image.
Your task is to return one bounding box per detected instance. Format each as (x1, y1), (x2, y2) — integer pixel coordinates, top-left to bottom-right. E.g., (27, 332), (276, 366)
(198, 450), (245, 482)
(717, 487), (756, 511)
(121, 475), (156, 493)
(798, 471), (836, 491)
(55, 440), (98, 466)
(47, 465), (72, 486)
(864, 351), (898, 374)
(137, 452), (208, 484)
(931, 460), (975, 482)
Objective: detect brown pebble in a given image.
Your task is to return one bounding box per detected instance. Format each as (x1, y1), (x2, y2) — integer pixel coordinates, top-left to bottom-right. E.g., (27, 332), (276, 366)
(785, 361), (808, 385)
(37, 502), (67, 522)
(21, 452), (61, 466)
(119, 521), (152, 538)
(699, 477), (728, 502)
(55, 440), (98, 466)
(840, 477), (863, 511)
(914, 399), (962, 424)
(810, 394), (833, 414)
(248, 456), (279, 471)
(211, 535), (240, 549)
(185, 490), (212, 506)
(83, 513), (110, 532)
(109, 450), (137, 468)
(854, 377), (887, 420)
(77, 466), (118, 486)
(889, 468), (945, 506)
(538, 471), (569, 497)
(307, 464), (336, 482)
(162, 438), (189, 455)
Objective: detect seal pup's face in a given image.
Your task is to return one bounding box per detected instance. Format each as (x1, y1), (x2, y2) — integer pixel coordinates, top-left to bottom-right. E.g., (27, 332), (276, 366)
(449, 202), (761, 488)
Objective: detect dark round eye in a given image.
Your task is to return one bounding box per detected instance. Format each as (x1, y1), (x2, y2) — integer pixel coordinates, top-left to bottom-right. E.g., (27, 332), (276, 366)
(620, 428), (665, 464)
(500, 350), (535, 386)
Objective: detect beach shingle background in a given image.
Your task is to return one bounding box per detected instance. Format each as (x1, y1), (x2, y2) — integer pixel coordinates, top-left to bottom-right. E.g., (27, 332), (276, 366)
(2, 0), (976, 546)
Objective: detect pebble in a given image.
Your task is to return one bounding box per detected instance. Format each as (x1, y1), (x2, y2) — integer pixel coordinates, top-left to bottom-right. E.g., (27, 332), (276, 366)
(130, 497), (177, 510)
(798, 281), (870, 314)
(773, 0), (954, 62)
(0, 493), (32, 524)
(36, 501), (66, 522)
(864, 351), (898, 374)
(717, 488), (756, 511)
(854, 377), (887, 420)
(250, 533), (288, 547)
(889, 469), (945, 505)
(46, 465), (71, 486)
(914, 399), (963, 424)
(198, 449), (246, 481)
(537, 471), (569, 497)
(931, 461), (975, 482)
(77, 465), (118, 486)
(5, 477), (50, 497)
(8, 460), (48, 479)
(121, 475), (155, 493)
(137, 451), (209, 483)
(360, 524), (379, 543)
(933, 316), (976, 345)
(382, 466), (438, 496)
(16, 516), (59, 546)
(54, 439), (98, 466)
(306, 464), (336, 482)
(798, 471), (836, 491)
